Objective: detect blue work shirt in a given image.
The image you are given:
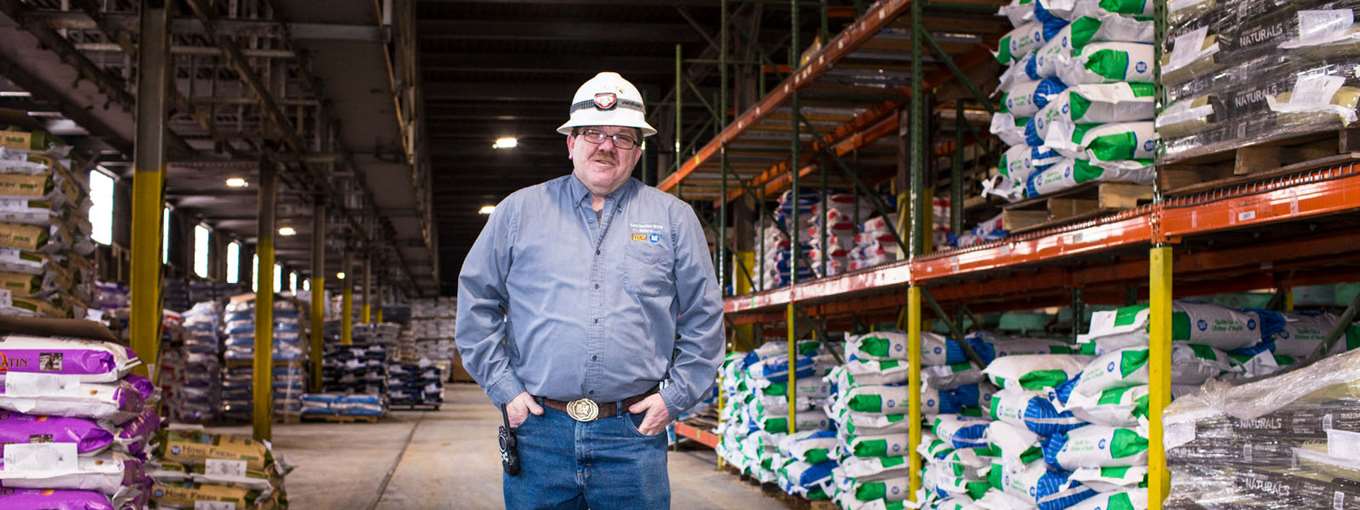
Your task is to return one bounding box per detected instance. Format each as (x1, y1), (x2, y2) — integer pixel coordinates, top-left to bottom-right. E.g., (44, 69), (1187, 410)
(455, 175), (725, 418)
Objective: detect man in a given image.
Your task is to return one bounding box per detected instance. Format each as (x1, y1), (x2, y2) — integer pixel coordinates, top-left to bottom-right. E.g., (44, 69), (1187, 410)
(455, 71), (725, 509)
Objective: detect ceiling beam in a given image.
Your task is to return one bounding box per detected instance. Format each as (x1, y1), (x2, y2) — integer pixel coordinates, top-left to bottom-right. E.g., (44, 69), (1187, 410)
(417, 19), (705, 42)
(421, 52), (675, 74)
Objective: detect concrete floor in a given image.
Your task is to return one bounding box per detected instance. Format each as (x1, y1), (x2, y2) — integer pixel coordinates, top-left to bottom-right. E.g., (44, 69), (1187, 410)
(212, 385), (785, 510)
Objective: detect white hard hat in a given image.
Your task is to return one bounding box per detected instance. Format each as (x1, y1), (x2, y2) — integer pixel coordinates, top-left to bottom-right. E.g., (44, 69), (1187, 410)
(557, 72), (657, 137)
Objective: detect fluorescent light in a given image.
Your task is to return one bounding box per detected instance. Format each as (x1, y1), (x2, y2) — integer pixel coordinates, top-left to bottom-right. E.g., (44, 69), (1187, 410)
(225, 177), (248, 188)
(25, 111), (61, 118)
(0, 91), (31, 97)
(478, 205), (496, 215)
(336, 272), (346, 280)
(492, 137), (518, 150)
(277, 226), (297, 236)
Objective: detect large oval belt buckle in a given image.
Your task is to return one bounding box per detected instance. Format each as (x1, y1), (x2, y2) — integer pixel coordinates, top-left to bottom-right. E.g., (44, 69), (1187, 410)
(566, 399), (599, 422)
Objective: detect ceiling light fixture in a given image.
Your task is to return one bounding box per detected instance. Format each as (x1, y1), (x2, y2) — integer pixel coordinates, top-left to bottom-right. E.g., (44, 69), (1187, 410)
(0, 91), (32, 97)
(225, 177), (248, 188)
(277, 226), (297, 237)
(336, 272), (346, 280)
(478, 205), (496, 215)
(492, 136), (518, 150)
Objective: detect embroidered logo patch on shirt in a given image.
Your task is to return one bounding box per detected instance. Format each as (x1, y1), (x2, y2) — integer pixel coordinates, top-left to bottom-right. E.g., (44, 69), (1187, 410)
(629, 223), (665, 245)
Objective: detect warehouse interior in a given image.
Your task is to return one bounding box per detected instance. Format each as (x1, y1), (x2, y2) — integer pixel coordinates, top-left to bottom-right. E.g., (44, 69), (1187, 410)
(2, 0), (1360, 508)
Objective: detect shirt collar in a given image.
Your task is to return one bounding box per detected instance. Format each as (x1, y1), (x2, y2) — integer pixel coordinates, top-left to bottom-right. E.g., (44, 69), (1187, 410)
(567, 174), (635, 207)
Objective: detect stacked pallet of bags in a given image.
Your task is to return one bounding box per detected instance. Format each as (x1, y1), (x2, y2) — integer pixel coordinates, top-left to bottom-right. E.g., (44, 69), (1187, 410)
(387, 359), (445, 408)
(301, 343), (389, 418)
(1160, 0), (1360, 160)
(767, 190), (818, 288)
(848, 216), (900, 272)
(0, 129), (96, 319)
(172, 301), (223, 423)
(1164, 348), (1360, 509)
(0, 321), (161, 509)
(1230, 309), (1360, 379)
(148, 425), (290, 509)
(828, 331), (918, 509)
(950, 213), (1007, 249)
(221, 294), (308, 422)
(716, 340), (835, 484)
(807, 193), (873, 278)
(986, 0), (1156, 204)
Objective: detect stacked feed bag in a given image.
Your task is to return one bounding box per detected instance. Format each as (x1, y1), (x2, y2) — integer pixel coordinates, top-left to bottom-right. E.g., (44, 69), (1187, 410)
(847, 216), (900, 272)
(807, 193), (872, 278)
(321, 343), (389, 396)
(406, 298), (456, 379)
(1160, 0), (1360, 162)
(1078, 301), (1263, 385)
(388, 359), (445, 407)
(0, 320), (161, 509)
(0, 132), (96, 319)
(827, 331), (918, 509)
(951, 212), (1007, 249)
(163, 278), (191, 313)
(986, 0), (1156, 204)
(299, 393), (386, 418)
(769, 190), (817, 286)
(716, 341), (835, 484)
(172, 301), (224, 423)
(148, 425), (290, 509)
(775, 429), (840, 501)
(755, 223), (794, 289)
(1164, 348), (1360, 509)
(221, 294), (309, 422)
(1234, 310), (1360, 378)
(353, 323), (400, 345)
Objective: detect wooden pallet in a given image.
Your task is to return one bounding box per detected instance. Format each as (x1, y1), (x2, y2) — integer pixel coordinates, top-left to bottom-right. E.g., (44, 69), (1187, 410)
(1002, 182), (1154, 233)
(300, 414), (381, 424)
(1161, 128), (1360, 195)
(720, 465), (834, 509)
(389, 404), (442, 411)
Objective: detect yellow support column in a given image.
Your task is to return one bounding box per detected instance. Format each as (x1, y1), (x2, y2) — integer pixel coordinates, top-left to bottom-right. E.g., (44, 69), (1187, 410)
(907, 286), (923, 500)
(362, 255), (372, 324)
(341, 252), (354, 346)
(1148, 246), (1173, 509)
(308, 201), (326, 393)
(253, 160), (277, 442)
(786, 302), (797, 435)
(129, 0), (171, 381)
(376, 306), (383, 324)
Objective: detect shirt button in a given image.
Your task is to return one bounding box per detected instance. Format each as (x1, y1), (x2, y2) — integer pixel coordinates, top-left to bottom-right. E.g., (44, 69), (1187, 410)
(596, 250), (601, 255)
(589, 390), (595, 395)
(594, 284), (599, 289)
(593, 318), (599, 324)
(592, 355), (599, 361)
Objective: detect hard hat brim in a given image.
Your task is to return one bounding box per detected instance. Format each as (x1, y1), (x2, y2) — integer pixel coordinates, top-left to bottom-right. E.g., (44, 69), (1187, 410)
(556, 110), (658, 137)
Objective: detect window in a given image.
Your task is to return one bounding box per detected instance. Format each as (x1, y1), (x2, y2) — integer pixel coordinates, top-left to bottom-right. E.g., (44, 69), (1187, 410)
(88, 168), (114, 245)
(290, 271), (298, 292)
(162, 207), (171, 264)
(193, 224), (210, 278)
(252, 254), (259, 293)
(273, 264), (283, 293)
(226, 241), (241, 283)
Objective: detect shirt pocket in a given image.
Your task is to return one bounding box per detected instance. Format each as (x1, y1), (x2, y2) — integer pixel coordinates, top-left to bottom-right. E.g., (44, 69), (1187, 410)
(623, 243), (674, 298)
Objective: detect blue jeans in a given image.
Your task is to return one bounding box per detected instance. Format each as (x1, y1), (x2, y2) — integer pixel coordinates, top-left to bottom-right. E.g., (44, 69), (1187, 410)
(504, 401), (670, 510)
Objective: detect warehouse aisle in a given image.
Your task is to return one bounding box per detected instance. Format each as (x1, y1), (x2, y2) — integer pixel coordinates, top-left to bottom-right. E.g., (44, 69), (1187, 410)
(215, 385), (785, 509)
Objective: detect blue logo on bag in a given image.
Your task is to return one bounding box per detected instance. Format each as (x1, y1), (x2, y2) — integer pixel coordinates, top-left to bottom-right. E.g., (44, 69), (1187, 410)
(1136, 61), (1148, 73)
(648, 232), (661, 245)
(1034, 31), (1043, 42)
(1107, 361), (1117, 373)
(1198, 319), (1208, 331)
(927, 399), (936, 407)
(893, 444), (902, 453)
(888, 399), (896, 408)
(1062, 104), (1070, 114)
(934, 347), (943, 354)
(1248, 319), (1257, 330)
(895, 344), (904, 352)
(1281, 330), (1291, 339)
(1099, 439), (1108, 450)
(1144, 140), (1155, 152)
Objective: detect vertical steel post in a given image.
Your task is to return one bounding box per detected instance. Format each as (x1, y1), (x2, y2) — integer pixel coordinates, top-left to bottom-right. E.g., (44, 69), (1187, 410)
(719, 0), (728, 298)
(786, 0), (800, 436)
(362, 255), (372, 324)
(759, 195), (766, 292)
(951, 100), (964, 236)
(342, 252), (354, 346)
(1072, 287), (1085, 342)
(907, 286), (923, 498)
(908, 0), (927, 500)
(309, 201), (326, 393)
(675, 44), (683, 169)
(130, 0), (171, 381)
(1148, 246), (1173, 510)
(253, 159), (277, 442)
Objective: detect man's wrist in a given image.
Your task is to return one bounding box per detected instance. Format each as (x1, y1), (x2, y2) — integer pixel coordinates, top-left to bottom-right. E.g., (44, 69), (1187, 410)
(658, 384), (687, 420)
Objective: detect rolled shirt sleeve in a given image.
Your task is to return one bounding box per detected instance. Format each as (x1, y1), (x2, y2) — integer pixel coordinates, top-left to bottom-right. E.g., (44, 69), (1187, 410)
(455, 196), (526, 406)
(658, 203), (726, 419)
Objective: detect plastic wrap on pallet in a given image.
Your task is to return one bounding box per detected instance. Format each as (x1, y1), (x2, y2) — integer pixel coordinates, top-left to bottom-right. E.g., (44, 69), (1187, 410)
(1164, 349), (1360, 509)
(1160, 0), (1360, 162)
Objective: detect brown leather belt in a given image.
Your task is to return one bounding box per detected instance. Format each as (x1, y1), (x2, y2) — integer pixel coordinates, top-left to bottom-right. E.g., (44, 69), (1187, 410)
(539, 389), (657, 422)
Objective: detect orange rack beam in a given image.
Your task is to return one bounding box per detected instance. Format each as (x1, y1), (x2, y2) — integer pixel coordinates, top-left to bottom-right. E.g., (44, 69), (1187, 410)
(674, 421), (720, 449)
